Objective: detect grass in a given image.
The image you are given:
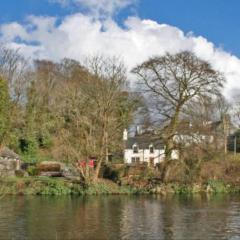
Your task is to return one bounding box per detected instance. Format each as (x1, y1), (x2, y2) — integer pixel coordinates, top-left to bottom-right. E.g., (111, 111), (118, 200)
(2, 176), (240, 196)
(0, 177), (137, 196)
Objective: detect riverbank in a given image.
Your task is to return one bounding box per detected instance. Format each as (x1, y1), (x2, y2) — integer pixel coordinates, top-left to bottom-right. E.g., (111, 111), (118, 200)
(2, 152), (240, 196)
(0, 177), (136, 196)
(2, 176), (240, 196)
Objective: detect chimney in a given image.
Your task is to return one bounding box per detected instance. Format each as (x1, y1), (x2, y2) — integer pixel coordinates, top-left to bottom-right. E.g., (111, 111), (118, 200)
(136, 125), (142, 136)
(123, 129), (128, 141)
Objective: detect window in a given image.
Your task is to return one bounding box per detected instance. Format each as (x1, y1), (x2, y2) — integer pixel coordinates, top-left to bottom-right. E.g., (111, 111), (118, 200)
(131, 157), (140, 163)
(149, 145), (154, 154)
(133, 144), (138, 153)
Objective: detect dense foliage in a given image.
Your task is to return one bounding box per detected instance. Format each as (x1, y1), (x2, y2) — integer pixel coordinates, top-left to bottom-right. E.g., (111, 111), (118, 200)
(0, 77), (10, 146)
(0, 48), (139, 181)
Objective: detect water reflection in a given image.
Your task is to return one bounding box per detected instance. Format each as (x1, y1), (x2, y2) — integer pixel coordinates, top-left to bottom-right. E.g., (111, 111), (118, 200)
(0, 194), (240, 239)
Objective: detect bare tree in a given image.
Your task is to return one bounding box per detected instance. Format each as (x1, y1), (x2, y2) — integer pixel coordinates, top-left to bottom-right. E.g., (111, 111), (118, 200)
(55, 56), (137, 183)
(180, 94), (230, 160)
(0, 46), (29, 103)
(132, 51), (224, 161)
(85, 56), (133, 180)
(215, 95), (231, 154)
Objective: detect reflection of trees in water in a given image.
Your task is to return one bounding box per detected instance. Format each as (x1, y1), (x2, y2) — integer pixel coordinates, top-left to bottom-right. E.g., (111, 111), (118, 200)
(119, 194), (239, 240)
(25, 196), (126, 240)
(120, 196), (164, 239)
(0, 197), (28, 239)
(0, 195), (240, 240)
(0, 184), (7, 199)
(160, 194), (233, 240)
(26, 196), (76, 240)
(68, 196), (125, 239)
(225, 199), (240, 239)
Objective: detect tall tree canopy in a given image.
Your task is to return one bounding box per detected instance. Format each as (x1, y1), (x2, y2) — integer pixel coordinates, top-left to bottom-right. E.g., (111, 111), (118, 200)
(133, 51), (225, 160)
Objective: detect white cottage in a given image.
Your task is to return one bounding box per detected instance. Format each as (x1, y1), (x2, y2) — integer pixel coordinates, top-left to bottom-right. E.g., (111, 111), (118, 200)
(123, 129), (178, 166)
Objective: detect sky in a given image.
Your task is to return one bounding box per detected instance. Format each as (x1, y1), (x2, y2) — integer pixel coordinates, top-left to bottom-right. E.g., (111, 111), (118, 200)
(0, 0), (240, 97)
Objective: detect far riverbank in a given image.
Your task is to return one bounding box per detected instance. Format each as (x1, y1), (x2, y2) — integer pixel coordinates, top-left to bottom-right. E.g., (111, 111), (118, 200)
(1, 176), (240, 196)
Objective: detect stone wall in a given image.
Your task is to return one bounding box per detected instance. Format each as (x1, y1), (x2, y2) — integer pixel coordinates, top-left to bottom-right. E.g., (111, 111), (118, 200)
(0, 157), (21, 177)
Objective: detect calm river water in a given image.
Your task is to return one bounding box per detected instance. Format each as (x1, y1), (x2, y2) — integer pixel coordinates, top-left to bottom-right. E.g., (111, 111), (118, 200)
(0, 194), (240, 240)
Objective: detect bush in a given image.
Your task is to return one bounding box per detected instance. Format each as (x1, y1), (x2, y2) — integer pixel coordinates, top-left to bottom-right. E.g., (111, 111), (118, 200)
(199, 161), (225, 183)
(39, 179), (71, 195)
(27, 166), (39, 176)
(103, 164), (127, 182)
(84, 179), (134, 195)
(0, 177), (136, 196)
(172, 184), (193, 195)
(207, 180), (228, 193)
(161, 161), (189, 184)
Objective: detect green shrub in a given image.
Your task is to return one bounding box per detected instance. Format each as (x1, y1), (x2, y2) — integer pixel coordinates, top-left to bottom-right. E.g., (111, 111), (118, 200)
(172, 184), (193, 195)
(207, 180), (228, 193)
(40, 183), (71, 195)
(0, 177), (137, 196)
(27, 166), (39, 176)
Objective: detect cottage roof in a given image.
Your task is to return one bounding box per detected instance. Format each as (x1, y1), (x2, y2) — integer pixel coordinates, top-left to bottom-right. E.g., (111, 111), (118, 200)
(125, 135), (164, 149)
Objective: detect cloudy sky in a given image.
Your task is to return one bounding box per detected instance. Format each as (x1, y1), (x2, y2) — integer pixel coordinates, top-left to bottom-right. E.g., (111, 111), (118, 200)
(0, 0), (240, 96)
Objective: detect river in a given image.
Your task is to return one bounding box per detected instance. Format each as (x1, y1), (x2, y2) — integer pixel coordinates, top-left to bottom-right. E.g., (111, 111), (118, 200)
(0, 194), (240, 240)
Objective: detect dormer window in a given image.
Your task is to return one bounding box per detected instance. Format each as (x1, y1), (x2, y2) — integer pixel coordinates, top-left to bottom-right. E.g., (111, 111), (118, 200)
(133, 144), (139, 153)
(149, 145), (154, 154)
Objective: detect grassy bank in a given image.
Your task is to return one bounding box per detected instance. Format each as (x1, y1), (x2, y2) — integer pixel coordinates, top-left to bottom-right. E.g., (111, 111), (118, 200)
(2, 153), (240, 196)
(1, 176), (240, 196)
(0, 177), (138, 196)
(149, 181), (240, 195)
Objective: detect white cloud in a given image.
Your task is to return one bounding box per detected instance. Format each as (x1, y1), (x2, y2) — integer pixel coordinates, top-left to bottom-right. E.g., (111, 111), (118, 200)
(50, 0), (137, 18)
(0, 13), (240, 97)
(0, 22), (27, 41)
(49, 0), (68, 6)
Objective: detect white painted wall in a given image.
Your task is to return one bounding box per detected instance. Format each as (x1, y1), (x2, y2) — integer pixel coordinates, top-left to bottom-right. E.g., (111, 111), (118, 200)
(171, 150), (179, 160)
(124, 148), (179, 165)
(124, 148), (165, 165)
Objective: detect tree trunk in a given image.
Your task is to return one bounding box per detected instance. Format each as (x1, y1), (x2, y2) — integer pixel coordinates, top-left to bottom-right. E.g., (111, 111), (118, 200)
(93, 116), (107, 182)
(161, 104), (182, 181)
(164, 104), (182, 161)
(164, 139), (174, 161)
(105, 131), (109, 163)
(93, 157), (103, 182)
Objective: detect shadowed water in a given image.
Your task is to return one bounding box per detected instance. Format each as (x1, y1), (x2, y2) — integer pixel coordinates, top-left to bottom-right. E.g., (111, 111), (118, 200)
(0, 194), (240, 240)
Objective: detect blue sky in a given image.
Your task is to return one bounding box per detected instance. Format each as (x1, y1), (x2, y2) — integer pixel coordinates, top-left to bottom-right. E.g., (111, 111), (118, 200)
(138, 0), (240, 56)
(0, 0), (239, 55)
(0, 0), (240, 95)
